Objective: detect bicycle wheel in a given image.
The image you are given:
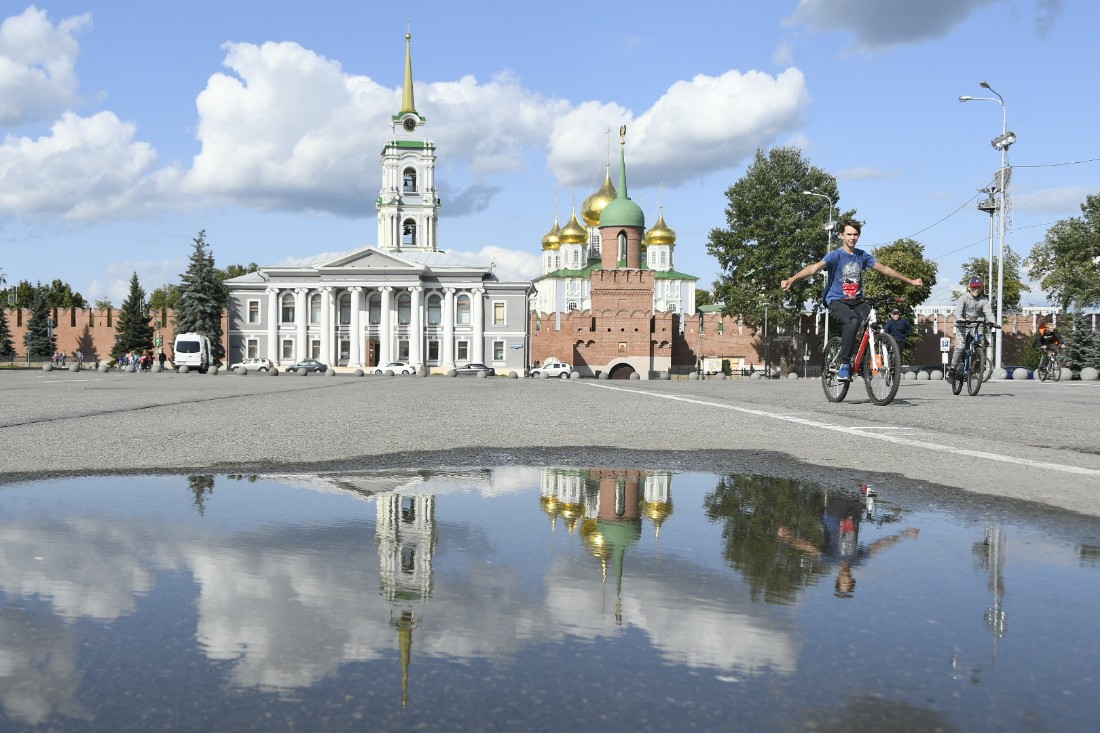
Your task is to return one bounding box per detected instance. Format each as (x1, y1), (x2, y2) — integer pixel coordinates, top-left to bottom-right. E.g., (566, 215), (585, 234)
(1051, 356), (1062, 381)
(967, 348), (984, 396)
(821, 336), (850, 403)
(982, 344), (994, 382)
(863, 331), (901, 406)
(1037, 355), (1049, 382)
(951, 360), (964, 395)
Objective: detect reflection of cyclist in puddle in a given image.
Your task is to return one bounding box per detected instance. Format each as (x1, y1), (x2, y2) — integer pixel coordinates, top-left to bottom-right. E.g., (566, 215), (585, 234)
(778, 492), (919, 598)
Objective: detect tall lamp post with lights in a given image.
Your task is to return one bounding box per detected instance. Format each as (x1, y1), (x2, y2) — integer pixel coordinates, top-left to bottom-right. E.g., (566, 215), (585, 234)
(960, 81), (1015, 370)
(803, 190), (837, 347)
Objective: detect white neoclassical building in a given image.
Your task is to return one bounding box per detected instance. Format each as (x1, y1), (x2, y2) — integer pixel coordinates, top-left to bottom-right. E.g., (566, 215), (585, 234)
(225, 34), (531, 373)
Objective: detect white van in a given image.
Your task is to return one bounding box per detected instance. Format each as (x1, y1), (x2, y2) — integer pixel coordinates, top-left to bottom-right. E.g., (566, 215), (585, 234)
(173, 333), (213, 373)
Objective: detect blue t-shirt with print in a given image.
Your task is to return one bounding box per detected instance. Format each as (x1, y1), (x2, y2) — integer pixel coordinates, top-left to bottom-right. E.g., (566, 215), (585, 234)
(823, 247), (877, 304)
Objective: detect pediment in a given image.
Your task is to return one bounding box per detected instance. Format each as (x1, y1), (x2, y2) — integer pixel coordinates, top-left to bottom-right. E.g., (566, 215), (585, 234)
(319, 246), (425, 271)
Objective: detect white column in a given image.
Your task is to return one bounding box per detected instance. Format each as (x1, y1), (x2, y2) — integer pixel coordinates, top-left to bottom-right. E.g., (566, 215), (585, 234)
(267, 288), (279, 362)
(472, 287), (485, 364)
(321, 287), (333, 366)
(349, 287), (363, 367)
(410, 286), (423, 367)
(295, 288), (308, 361)
(380, 286), (394, 365)
(442, 287), (455, 366)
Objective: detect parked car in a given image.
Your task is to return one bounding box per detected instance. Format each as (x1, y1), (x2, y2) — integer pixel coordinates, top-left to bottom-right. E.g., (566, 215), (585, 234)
(529, 358), (572, 379)
(375, 361), (416, 375)
(229, 357), (273, 372)
(286, 359), (328, 373)
(455, 362), (496, 377)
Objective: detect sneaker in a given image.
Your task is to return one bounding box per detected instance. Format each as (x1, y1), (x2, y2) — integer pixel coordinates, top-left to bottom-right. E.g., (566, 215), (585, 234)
(837, 363), (852, 382)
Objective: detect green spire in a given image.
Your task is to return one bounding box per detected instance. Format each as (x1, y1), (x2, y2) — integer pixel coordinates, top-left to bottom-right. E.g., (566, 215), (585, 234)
(598, 125), (644, 228)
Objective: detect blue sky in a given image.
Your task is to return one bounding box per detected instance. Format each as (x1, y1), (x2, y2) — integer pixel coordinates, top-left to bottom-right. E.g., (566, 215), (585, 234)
(0, 0), (1095, 307)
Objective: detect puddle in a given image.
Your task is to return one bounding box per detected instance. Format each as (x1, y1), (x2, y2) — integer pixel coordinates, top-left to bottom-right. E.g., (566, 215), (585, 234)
(0, 468), (1097, 732)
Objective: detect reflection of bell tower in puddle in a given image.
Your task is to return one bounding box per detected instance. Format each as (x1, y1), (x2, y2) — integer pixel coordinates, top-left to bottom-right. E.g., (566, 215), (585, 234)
(376, 493), (437, 708)
(541, 468), (673, 624)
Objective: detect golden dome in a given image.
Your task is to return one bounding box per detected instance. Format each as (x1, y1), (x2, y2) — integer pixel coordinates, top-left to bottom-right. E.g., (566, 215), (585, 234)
(541, 221), (561, 251)
(582, 167), (617, 227)
(559, 209), (587, 244)
(646, 212), (676, 246)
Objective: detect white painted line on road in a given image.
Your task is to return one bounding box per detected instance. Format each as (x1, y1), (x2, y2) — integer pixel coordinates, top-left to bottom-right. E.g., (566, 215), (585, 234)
(587, 383), (1100, 478)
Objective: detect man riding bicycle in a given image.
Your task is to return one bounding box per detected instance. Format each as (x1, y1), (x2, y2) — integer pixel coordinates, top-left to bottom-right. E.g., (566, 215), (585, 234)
(947, 276), (996, 379)
(781, 219), (924, 382)
(1037, 321), (1063, 358)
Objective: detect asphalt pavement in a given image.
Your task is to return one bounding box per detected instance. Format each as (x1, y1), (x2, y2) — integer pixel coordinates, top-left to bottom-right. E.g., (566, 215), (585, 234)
(1, 368), (1098, 520)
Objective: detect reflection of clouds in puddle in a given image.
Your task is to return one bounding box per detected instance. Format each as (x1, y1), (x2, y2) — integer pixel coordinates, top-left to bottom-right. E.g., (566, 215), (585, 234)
(542, 556), (798, 675)
(0, 608), (87, 724)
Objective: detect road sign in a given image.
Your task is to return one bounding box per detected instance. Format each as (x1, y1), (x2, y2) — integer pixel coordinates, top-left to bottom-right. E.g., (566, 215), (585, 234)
(940, 337), (951, 352)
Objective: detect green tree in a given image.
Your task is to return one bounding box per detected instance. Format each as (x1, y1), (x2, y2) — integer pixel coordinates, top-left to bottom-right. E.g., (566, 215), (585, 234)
(707, 146), (852, 327)
(217, 262), (260, 280)
(0, 303), (14, 360)
(960, 245), (1029, 315)
(863, 238), (937, 307)
(695, 288), (714, 310)
(148, 283), (181, 311)
(1026, 193), (1100, 311)
(94, 298), (113, 311)
(111, 273), (155, 360)
(1067, 312), (1100, 372)
(175, 230), (227, 359)
(24, 293), (55, 360)
(1, 279), (86, 309)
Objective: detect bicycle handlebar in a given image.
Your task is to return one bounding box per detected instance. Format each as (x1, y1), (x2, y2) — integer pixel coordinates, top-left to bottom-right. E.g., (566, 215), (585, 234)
(955, 319), (1001, 329)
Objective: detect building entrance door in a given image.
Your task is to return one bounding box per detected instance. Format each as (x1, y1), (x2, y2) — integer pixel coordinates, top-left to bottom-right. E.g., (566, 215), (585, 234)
(367, 338), (379, 368)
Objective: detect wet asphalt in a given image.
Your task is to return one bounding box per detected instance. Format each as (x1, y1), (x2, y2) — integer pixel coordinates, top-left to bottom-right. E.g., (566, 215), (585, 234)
(1, 368), (1098, 528)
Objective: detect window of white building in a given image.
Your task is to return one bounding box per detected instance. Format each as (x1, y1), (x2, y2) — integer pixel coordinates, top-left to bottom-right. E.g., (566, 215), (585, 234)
(456, 294), (471, 325)
(398, 340), (409, 361)
(248, 301), (260, 324)
(402, 167), (417, 193)
(310, 339), (320, 359)
(310, 293), (321, 324)
(572, 249), (580, 268)
(338, 293), (351, 325)
(397, 293), (411, 325)
(281, 339), (294, 359)
(493, 340), (504, 362)
(492, 302), (505, 326)
(281, 293), (295, 323)
(427, 340), (440, 362)
(402, 219), (417, 247)
(368, 293), (381, 325)
(246, 339), (258, 358)
(427, 294), (441, 325)
(456, 340), (469, 362)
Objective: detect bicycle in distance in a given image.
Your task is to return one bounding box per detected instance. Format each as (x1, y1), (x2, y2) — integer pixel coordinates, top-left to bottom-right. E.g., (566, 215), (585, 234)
(949, 320), (1001, 397)
(821, 297), (902, 406)
(1036, 345), (1063, 382)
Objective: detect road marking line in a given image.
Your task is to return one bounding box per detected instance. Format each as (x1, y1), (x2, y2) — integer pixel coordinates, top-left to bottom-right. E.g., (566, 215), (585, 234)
(587, 383), (1100, 477)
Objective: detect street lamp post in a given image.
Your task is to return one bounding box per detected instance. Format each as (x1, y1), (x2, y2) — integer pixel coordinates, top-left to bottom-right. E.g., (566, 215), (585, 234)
(803, 190), (837, 349)
(960, 81), (1015, 371)
(763, 300), (769, 377)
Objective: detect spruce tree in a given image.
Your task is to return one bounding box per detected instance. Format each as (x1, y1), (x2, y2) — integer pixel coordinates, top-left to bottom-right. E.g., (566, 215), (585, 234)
(111, 273), (155, 360)
(1067, 313), (1100, 371)
(24, 293), (55, 361)
(175, 230), (227, 360)
(0, 304), (15, 360)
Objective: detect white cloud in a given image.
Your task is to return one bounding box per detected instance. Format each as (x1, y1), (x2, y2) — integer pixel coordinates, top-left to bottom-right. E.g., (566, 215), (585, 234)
(786, 0), (1001, 51)
(836, 166), (897, 181)
(0, 110), (181, 219)
(547, 68), (809, 190)
(1011, 186), (1093, 216)
(0, 5), (90, 127)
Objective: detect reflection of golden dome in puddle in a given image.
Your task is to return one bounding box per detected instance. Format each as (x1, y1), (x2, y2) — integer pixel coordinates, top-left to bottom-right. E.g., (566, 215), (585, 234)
(557, 501), (584, 534)
(540, 494), (560, 519)
(641, 499), (674, 531)
(582, 168), (617, 227)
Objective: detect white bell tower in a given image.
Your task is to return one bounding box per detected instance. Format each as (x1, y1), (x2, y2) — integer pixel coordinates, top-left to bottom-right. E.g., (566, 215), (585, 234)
(377, 33), (440, 252)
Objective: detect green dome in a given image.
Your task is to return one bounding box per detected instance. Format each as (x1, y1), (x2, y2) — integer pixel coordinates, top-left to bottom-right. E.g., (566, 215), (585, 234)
(600, 197), (645, 228)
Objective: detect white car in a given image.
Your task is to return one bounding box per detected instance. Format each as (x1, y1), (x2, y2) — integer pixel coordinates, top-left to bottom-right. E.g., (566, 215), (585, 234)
(375, 361), (416, 375)
(230, 357), (273, 372)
